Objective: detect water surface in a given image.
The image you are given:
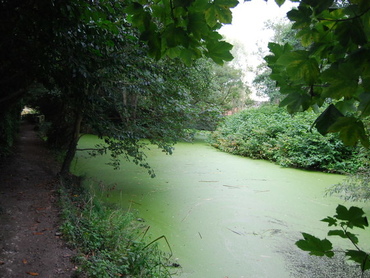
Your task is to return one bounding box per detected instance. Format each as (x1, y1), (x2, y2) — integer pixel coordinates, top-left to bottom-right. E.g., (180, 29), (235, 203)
(73, 135), (370, 278)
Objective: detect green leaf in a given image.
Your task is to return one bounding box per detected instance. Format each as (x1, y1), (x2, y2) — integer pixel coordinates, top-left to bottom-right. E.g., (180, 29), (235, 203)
(275, 0), (285, 7)
(296, 28), (320, 47)
(287, 5), (313, 29)
(205, 40), (233, 65)
(268, 42), (291, 58)
(335, 19), (367, 47)
(173, 0), (193, 8)
(358, 92), (370, 117)
(321, 216), (337, 227)
(165, 46), (181, 59)
(321, 63), (360, 100)
(179, 48), (194, 66)
(296, 233), (334, 257)
(327, 230), (359, 244)
(345, 231), (359, 245)
(163, 24), (188, 48)
(279, 92), (311, 113)
(303, 0), (334, 14)
(277, 50), (320, 85)
(328, 117), (369, 147)
(204, 4), (218, 27)
(312, 104), (344, 135)
(141, 29), (162, 60)
(215, 0), (239, 7)
(188, 13), (209, 40)
(327, 229), (346, 238)
(204, 0), (238, 27)
(335, 99), (357, 115)
(334, 205), (369, 229)
(125, 3), (152, 31)
(346, 250), (370, 272)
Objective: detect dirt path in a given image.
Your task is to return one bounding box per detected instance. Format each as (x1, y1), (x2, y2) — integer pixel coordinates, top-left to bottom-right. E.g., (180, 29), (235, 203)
(0, 123), (75, 278)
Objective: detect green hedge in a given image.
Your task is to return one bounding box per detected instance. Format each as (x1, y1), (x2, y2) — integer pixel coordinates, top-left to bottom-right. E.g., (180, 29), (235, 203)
(210, 105), (366, 174)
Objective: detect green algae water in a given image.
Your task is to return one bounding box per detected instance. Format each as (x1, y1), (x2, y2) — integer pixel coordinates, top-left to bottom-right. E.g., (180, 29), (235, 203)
(73, 135), (370, 278)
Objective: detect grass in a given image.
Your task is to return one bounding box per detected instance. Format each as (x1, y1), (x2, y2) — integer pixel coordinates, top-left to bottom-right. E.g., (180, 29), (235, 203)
(58, 175), (176, 278)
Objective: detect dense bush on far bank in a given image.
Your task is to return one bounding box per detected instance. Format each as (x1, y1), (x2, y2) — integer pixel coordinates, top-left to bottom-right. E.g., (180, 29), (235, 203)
(210, 105), (367, 174)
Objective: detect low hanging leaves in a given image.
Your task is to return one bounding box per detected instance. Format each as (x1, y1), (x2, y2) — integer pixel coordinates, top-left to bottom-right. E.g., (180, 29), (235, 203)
(127, 0), (238, 64)
(276, 50), (320, 85)
(266, 0), (370, 148)
(328, 117), (370, 148)
(206, 40), (234, 65)
(334, 205), (369, 229)
(346, 250), (370, 272)
(279, 91), (311, 113)
(297, 205), (370, 276)
(296, 233), (334, 257)
(312, 104), (343, 135)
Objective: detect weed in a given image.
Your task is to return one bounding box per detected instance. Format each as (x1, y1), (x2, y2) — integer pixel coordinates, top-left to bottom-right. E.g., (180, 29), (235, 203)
(58, 176), (175, 278)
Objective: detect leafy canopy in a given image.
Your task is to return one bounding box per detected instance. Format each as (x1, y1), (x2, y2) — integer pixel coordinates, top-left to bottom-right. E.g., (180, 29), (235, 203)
(126, 0), (239, 64)
(265, 0), (370, 147)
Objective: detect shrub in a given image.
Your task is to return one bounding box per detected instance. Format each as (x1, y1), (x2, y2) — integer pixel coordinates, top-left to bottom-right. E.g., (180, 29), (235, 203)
(210, 105), (365, 173)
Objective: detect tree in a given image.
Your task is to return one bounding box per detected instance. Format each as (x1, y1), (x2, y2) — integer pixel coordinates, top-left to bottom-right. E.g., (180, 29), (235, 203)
(265, 0), (370, 147)
(253, 18), (300, 103)
(8, 0), (370, 173)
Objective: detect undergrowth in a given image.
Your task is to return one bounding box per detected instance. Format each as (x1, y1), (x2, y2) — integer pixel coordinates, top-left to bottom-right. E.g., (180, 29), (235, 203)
(58, 175), (175, 278)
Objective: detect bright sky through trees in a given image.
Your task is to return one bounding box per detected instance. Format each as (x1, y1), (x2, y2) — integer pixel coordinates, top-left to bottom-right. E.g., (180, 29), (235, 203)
(220, 0), (297, 99)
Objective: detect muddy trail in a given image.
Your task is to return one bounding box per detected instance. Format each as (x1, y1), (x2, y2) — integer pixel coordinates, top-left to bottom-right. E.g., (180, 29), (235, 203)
(0, 123), (75, 278)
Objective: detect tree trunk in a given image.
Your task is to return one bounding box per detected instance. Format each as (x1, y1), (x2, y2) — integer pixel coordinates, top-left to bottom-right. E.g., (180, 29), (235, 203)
(60, 110), (83, 175)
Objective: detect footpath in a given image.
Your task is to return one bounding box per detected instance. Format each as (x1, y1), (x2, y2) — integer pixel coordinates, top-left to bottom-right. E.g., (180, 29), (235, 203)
(0, 123), (75, 277)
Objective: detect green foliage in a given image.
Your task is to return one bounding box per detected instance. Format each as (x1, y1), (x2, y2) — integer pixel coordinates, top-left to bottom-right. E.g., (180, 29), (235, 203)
(126, 0), (238, 65)
(296, 205), (370, 276)
(18, 0), (246, 174)
(59, 177), (173, 277)
(266, 0), (370, 147)
(296, 233), (334, 257)
(210, 105), (364, 173)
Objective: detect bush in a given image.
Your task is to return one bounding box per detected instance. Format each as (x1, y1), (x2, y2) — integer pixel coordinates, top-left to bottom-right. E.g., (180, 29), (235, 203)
(210, 105), (365, 174)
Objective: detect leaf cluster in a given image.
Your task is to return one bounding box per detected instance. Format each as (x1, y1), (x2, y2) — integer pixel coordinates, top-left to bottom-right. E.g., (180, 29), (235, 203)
(296, 205), (370, 276)
(125, 0), (238, 64)
(266, 0), (370, 147)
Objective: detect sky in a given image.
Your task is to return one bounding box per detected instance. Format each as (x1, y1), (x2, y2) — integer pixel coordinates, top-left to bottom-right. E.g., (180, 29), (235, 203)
(219, 0), (297, 99)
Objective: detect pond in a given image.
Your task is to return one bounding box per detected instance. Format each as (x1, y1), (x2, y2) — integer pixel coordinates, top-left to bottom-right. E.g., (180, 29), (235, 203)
(73, 135), (370, 278)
